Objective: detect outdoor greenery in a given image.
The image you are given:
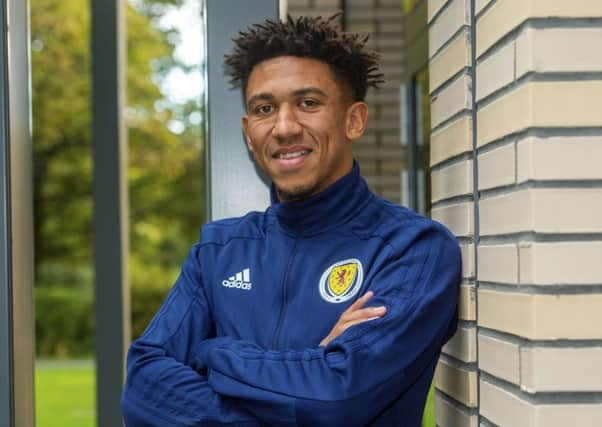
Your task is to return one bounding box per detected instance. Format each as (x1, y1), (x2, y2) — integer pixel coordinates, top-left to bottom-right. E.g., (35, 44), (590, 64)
(32, 0), (203, 357)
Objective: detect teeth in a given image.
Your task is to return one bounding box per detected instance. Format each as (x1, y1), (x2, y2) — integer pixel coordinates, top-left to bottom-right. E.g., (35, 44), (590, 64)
(277, 150), (307, 159)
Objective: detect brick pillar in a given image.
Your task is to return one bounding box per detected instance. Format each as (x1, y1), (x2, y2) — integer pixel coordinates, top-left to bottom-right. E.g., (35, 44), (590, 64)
(430, 0), (602, 425)
(428, 0), (478, 425)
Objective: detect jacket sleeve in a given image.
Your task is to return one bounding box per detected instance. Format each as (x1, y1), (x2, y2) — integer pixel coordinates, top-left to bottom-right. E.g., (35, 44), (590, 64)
(195, 228), (461, 427)
(121, 243), (259, 427)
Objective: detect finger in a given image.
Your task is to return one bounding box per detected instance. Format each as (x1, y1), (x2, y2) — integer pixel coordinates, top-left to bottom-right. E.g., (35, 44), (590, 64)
(346, 290), (374, 312)
(340, 305), (386, 323)
(340, 315), (383, 330)
(327, 311), (387, 344)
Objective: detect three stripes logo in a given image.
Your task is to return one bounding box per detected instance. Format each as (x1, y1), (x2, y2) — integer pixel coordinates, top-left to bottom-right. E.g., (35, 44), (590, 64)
(222, 268), (252, 290)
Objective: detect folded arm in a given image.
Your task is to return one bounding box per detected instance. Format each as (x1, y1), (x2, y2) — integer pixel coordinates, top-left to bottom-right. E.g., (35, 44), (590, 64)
(121, 244), (259, 426)
(195, 229), (461, 426)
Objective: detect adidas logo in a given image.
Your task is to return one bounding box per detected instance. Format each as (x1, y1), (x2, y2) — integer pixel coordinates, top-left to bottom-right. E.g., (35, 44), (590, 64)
(222, 268), (252, 290)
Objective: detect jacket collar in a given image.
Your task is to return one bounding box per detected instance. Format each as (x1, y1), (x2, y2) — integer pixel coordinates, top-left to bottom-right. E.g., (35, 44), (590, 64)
(268, 161), (372, 236)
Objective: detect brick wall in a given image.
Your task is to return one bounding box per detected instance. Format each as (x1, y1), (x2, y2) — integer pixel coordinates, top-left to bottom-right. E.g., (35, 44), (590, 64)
(428, 1), (478, 425)
(430, 0), (602, 425)
(287, 0), (405, 202)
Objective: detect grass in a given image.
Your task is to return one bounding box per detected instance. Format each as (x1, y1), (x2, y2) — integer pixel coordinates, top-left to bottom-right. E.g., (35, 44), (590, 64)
(34, 358), (435, 427)
(422, 384), (436, 426)
(35, 359), (96, 427)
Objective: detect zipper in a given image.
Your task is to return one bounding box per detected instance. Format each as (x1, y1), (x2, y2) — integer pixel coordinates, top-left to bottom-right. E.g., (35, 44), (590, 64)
(271, 238), (300, 349)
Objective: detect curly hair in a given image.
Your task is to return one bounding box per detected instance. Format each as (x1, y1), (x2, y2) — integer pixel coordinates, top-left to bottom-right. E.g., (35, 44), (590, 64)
(224, 14), (384, 102)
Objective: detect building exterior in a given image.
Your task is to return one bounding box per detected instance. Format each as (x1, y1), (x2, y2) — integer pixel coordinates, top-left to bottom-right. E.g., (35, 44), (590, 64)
(291, 0), (602, 425)
(427, 1), (602, 425)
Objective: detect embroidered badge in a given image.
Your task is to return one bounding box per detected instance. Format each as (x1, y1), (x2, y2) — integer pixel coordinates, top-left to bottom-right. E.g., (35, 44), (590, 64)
(319, 258), (363, 303)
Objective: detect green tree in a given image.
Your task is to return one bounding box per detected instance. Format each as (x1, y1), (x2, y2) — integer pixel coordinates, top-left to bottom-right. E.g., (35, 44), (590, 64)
(31, 0), (204, 355)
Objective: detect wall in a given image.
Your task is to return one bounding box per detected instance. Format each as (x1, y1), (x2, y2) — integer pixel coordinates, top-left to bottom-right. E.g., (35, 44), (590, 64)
(429, 0), (602, 425)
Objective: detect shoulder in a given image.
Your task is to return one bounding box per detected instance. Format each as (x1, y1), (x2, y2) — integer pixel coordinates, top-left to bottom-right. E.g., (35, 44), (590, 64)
(199, 211), (268, 247)
(364, 195), (460, 259)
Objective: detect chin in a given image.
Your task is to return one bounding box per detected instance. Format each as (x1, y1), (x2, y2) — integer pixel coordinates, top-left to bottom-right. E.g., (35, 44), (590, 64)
(275, 182), (318, 202)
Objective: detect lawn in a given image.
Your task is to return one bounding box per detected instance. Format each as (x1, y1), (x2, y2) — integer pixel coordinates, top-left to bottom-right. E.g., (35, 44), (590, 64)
(35, 359), (435, 426)
(35, 359), (96, 427)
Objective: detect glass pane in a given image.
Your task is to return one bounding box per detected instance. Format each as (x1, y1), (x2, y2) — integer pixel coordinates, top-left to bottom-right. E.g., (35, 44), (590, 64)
(31, 0), (96, 424)
(127, 0), (206, 342)
(31, 0), (206, 425)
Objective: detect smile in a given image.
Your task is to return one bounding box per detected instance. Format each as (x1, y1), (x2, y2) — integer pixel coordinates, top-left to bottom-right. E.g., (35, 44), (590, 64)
(275, 150), (309, 159)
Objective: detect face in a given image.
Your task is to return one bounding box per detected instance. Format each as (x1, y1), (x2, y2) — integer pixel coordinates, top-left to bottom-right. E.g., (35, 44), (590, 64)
(242, 56), (368, 201)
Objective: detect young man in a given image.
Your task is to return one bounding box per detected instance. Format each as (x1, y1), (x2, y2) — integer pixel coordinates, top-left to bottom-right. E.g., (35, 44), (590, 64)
(122, 15), (461, 426)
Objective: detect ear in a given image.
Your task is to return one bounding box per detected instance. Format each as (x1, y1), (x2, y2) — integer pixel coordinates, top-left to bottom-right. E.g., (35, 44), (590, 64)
(345, 102), (368, 141)
(241, 115), (253, 152)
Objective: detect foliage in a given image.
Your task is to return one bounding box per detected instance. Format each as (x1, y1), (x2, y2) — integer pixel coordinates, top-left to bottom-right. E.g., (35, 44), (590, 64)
(31, 0), (204, 356)
(35, 287), (94, 357)
(35, 283), (171, 357)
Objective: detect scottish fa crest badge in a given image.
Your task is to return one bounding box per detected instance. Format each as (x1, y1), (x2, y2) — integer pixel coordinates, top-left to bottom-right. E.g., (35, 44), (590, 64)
(319, 258), (363, 303)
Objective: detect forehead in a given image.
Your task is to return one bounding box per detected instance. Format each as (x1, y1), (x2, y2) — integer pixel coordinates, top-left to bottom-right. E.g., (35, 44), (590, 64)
(245, 56), (343, 100)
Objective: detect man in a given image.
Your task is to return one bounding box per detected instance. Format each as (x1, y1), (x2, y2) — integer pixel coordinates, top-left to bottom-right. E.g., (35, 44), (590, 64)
(121, 15), (460, 427)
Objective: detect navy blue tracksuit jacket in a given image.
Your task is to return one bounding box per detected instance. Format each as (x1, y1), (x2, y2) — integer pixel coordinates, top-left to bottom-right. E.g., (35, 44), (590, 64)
(121, 163), (461, 426)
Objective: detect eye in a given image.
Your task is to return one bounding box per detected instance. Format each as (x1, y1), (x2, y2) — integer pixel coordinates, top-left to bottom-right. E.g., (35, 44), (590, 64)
(254, 104), (274, 115)
(300, 98), (320, 109)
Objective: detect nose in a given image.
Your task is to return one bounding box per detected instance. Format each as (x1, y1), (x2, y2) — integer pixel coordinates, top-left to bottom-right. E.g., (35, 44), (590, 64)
(272, 105), (302, 140)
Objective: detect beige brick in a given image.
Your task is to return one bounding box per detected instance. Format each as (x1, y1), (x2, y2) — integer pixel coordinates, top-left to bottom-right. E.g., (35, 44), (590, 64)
(480, 379), (535, 427)
(432, 159), (473, 202)
(478, 289), (602, 340)
(530, 189), (602, 233)
(478, 244), (518, 284)
(519, 241), (602, 285)
(435, 395), (478, 427)
(477, 143), (515, 190)
(477, 81), (602, 147)
(432, 201), (474, 237)
(431, 73), (472, 129)
(430, 30), (471, 93)
(517, 136), (602, 182)
(460, 243), (475, 279)
(459, 284), (476, 321)
(479, 190), (530, 235)
(435, 359), (478, 407)
(481, 379), (602, 427)
(516, 27), (602, 77)
(521, 346), (602, 393)
(475, 0), (493, 15)
(431, 115), (473, 166)
(478, 334), (520, 385)
(476, 39), (515, 101)
(476, 0), (602, 58)
(429, 0), (470, 55)
(480, 188), (602, 235)
(427, 0), (449, 22)
(537, 404), (602, 427)
(443, 325), (477, 363)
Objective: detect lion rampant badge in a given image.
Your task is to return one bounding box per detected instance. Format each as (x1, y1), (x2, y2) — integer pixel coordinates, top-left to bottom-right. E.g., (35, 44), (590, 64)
(319, 259), (363, 303)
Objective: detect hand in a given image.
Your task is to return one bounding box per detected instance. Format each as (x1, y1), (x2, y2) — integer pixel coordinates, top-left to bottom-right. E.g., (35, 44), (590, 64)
(320, 291), (386, 347)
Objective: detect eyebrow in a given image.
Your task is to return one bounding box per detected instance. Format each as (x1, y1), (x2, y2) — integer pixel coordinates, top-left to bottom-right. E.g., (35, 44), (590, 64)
(292, 87), (328, 98)
(246, 92), (274, 109)
(246, 87), (328, 109)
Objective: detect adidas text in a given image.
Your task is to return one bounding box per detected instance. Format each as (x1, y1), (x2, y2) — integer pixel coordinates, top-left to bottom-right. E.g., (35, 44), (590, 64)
(222, 268), (252, 290)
